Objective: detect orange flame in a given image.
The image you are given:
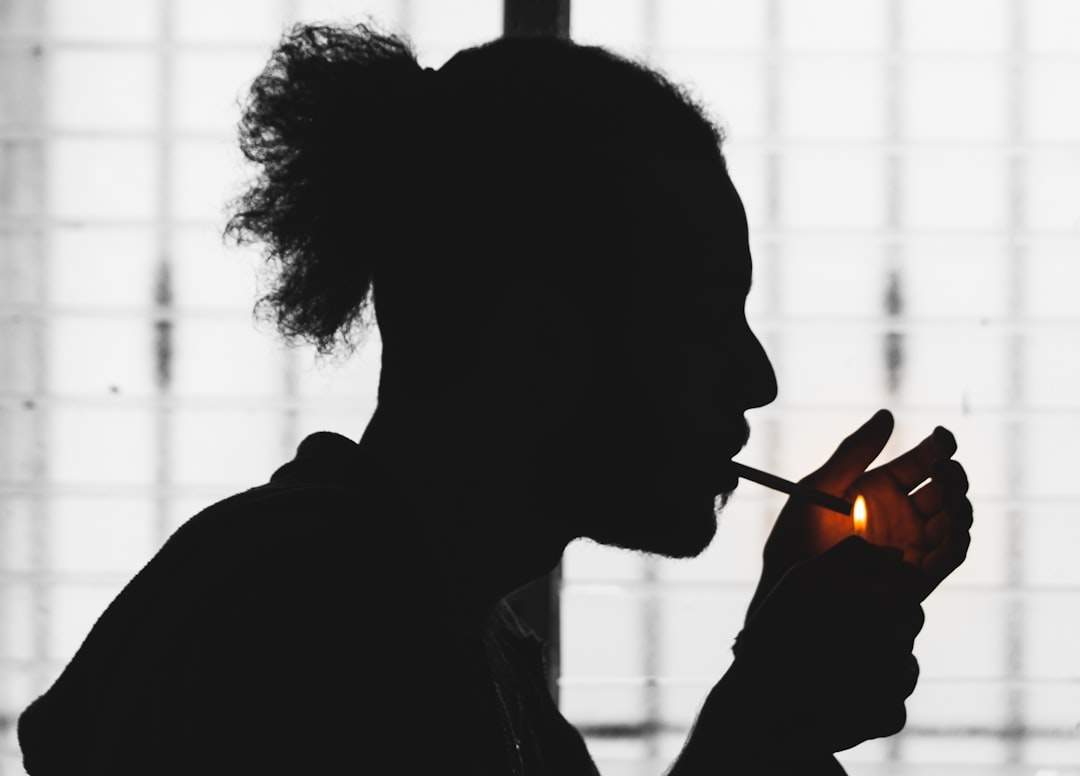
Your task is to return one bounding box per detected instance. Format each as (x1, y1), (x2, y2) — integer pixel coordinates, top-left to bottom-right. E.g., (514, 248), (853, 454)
(852, 495), (868, 538)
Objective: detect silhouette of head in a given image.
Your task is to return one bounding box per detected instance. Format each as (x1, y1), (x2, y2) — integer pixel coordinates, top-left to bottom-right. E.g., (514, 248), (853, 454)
(227, 23), (777, 558)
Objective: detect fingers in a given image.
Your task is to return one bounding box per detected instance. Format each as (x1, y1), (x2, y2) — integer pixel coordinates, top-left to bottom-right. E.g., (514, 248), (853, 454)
(921, 493), (974, 599)
(933, 457), (969, 493)
(736, 538), (926, 751)
(880, 596), (925, 645)
(874, 696), (909, 740)
(852, 652), (918, 738)
(911, 481), (944, 521)
(910, 457), (972, 598)
(816, 536), (924, 603)
(839, 609), (922, 743)
(879, 426), (958, 493)
(904, 654), (921, 699)
(860, 654), (918, 738)
(806, 409), (894, 491)
(910, 459), (969, 519)
(821, 535), (901, 573)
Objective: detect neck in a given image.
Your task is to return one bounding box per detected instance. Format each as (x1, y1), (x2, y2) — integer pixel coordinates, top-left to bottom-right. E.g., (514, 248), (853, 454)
(358, 403), (570, 635)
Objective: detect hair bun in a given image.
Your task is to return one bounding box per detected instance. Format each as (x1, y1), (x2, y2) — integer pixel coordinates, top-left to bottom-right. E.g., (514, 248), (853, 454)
(226, 22), (428, 354)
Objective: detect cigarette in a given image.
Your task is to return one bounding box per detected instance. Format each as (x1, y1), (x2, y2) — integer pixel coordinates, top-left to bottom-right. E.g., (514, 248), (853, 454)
(730, 462), (854, 516)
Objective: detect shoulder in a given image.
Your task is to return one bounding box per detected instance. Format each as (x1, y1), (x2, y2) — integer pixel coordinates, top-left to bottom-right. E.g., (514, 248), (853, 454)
(165, 480), (476, 768)
(177, 436), (450, 656)
(167, 431), (420, 580)
(178, 471), (441, 642)
(171, 512), (484, 771)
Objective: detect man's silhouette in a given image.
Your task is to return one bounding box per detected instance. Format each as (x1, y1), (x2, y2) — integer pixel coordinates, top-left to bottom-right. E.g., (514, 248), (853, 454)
(17, 24), (972, 775)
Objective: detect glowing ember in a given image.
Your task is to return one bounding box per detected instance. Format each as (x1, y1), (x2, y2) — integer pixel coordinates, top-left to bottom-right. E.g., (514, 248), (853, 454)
(852, 495), (868, 538)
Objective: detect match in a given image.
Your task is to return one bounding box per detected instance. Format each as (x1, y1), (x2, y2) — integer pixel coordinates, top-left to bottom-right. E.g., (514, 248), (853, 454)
(730, 462), (854, 516)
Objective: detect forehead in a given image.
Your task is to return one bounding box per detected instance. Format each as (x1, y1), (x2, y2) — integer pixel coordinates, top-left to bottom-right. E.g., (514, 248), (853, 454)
(637, 153), (752, 291)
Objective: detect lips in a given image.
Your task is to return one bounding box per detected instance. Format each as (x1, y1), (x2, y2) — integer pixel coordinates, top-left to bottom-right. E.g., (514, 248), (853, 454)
(715, 462), (741, 495)
(676, 419), (750, 495)
(713, 426), (749, 494)
(677, 451), (741, 497)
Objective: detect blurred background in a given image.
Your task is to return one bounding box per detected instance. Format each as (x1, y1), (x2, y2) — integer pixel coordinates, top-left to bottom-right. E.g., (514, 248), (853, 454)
(1, 1), (1078, 774)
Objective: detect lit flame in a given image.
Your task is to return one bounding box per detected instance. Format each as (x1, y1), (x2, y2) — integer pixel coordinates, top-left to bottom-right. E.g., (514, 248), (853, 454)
(852, 495), (868, 538)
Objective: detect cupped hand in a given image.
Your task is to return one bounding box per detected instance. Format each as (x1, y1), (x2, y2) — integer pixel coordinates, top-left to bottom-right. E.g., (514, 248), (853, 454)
(749, 409), (972, 615)
(710, 537), (926, 758)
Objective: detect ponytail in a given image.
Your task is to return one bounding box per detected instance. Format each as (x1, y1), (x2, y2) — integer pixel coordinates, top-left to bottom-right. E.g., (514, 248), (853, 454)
(225, 22), (431, 354)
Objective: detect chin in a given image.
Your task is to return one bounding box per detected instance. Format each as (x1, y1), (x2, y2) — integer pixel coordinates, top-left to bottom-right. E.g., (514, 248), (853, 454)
(585, 488), (723, 559)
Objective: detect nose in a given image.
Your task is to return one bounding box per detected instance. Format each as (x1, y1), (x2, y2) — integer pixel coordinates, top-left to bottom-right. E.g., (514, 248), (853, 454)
(742, 324), (777, 410)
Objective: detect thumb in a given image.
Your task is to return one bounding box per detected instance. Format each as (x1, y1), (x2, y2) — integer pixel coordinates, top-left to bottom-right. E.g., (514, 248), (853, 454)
(805, 409), (894, 492)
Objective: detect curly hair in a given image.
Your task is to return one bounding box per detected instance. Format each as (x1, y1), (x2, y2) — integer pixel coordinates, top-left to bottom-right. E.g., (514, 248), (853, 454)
(226, 22), (726, 368)
(225, 23), (428, 354)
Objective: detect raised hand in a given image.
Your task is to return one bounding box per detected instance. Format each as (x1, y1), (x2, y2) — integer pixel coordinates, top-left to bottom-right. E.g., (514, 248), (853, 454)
(749, 409), (972, 616)
(848, 427), (972, 598)
(678, 538), (925, 769)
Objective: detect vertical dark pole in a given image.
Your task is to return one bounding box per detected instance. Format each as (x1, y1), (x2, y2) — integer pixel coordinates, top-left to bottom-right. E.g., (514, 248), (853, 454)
(504, 0), (570, 39)
(636, 3), (660, 760)
(0, 0), (51, 707)
(1003, 0), (1028, 761)
(501, 0), (569, 703)
(152, 0), (175, 551)
(882, 1), (905, 760)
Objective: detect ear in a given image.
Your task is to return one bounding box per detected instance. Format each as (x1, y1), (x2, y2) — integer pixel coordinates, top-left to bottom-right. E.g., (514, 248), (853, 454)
(477, 276), (595, 418)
